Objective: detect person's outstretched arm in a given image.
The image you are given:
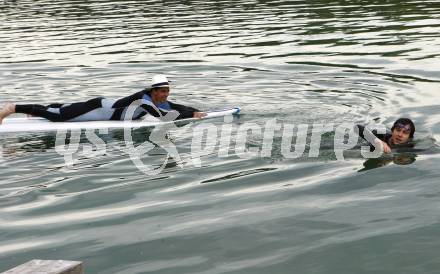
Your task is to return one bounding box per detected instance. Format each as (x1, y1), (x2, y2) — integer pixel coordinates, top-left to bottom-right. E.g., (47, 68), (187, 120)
(168, 101), (205, 119)
(112, 89), (147, 108)
(355, 125), (391, 153)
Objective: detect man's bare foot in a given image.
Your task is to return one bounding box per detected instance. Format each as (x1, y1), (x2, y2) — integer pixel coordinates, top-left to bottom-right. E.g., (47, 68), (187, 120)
(0, 103), (16, 124)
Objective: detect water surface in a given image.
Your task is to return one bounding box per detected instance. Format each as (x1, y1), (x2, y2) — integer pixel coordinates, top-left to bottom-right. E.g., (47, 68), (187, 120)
(1, 0), (440, 273)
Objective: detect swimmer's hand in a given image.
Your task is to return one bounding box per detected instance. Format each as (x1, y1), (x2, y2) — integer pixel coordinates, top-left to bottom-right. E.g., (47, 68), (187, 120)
(374, 138), (391, 154)
(382, 142), (392, 154)
(193, 112), (207, 119)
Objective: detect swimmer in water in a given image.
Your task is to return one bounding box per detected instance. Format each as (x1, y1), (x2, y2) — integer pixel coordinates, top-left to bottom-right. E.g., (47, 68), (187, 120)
(356, 118), (415, 154)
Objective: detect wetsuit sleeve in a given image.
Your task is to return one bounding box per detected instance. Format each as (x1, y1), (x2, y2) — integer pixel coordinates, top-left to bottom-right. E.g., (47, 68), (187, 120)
(168, 101), (200, 119)
(112, 89), (149, 108)
(139, 102), (200, 120)
(355, 125), (387, 142)
(138, 104), (171, 118)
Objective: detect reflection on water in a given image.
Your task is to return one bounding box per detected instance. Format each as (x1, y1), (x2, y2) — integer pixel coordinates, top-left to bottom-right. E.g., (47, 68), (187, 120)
(1, 0), (440, 273)
(359, 153), (417, 172)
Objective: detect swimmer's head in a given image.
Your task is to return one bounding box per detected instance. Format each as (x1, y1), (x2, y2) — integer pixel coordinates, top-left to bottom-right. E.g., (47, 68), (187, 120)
(150, 75), (170, 104)
(390, 118), (415, 144)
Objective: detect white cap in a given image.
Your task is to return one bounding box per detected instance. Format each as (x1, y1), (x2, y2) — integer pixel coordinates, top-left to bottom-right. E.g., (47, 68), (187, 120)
(151, 74), (170, 88)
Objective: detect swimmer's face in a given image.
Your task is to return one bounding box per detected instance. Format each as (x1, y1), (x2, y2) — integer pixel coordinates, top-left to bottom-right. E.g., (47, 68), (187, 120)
(151, 87), (170, 104)
(391, 123), (411, 144)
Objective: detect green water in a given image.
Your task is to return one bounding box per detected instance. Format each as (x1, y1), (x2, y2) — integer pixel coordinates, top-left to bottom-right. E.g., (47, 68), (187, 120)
(1, 0), (440, 273)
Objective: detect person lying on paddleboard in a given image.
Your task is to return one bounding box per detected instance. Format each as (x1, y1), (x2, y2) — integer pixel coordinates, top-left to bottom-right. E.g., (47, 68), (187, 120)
(0, 75), (206, 124)
(355, 118), (415, 154)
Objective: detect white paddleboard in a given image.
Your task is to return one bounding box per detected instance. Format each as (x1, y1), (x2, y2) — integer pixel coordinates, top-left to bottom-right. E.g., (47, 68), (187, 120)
(0, 107), (240, 133)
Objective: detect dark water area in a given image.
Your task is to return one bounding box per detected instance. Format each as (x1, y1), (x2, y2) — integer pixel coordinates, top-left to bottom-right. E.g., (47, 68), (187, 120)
(1, 0), (440, 273)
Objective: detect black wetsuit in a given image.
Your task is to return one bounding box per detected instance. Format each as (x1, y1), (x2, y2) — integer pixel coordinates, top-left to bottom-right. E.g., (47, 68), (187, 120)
(356, 125), (391, 143)
(355, 125), (414, 149)
(15, 88), (199, 122)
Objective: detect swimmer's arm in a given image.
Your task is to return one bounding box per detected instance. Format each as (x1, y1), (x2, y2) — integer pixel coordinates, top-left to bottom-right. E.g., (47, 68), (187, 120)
(355, 125), (391, 154)
(355, 125), (387, 142)
(139, 104), (170, 118)
(168, 102), (206, 119)
(112, 90), (147, 108)
(372, 138), (392, 154)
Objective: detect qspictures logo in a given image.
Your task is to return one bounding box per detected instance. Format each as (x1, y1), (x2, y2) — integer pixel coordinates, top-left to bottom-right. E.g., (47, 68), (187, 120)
(53, 102), (388, 175)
